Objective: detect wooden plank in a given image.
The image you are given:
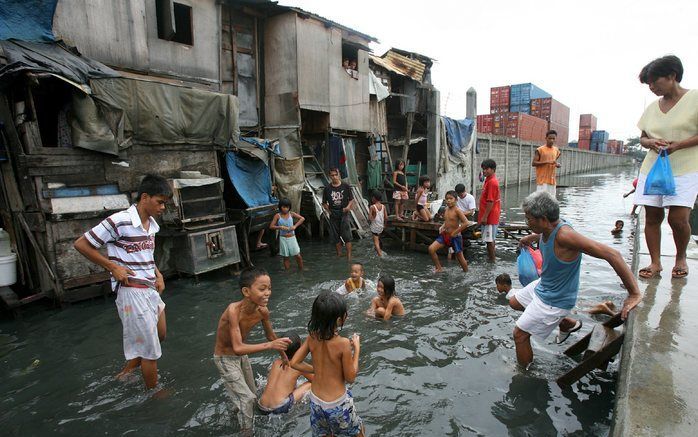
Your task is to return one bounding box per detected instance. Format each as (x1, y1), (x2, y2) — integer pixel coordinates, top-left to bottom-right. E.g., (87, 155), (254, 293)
(62, 272), (110, 290)
(556, 333), (625, 387)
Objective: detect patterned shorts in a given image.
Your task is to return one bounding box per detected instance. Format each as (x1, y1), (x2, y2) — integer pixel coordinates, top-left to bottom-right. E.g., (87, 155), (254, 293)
(309, 389), (363, 437)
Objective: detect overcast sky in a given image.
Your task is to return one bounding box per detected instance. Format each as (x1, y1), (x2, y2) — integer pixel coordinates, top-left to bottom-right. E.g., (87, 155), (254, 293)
(284, 0), (697, 142)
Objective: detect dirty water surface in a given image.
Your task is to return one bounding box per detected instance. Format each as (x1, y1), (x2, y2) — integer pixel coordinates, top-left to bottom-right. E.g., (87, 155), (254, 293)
(0, 167), (640, 436)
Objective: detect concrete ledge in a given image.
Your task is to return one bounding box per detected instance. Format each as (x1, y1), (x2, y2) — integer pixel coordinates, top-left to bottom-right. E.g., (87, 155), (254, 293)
(611, 214), (698, 436)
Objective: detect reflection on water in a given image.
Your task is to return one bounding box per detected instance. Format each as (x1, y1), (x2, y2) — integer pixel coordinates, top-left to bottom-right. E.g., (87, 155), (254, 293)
(0, 167), (640, 436)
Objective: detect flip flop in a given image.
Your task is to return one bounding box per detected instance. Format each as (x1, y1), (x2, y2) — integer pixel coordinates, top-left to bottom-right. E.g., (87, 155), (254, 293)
(638, 267), (661, 279)
(556, 320), (583, 344)
(672, 267), (689, 279)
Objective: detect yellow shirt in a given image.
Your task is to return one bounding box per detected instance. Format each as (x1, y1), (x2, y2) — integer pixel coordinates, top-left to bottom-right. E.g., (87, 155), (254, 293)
(637, 89), (698, 176)
(535, 145), (560, 185)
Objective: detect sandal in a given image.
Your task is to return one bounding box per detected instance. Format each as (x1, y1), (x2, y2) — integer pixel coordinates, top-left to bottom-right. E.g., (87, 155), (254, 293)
(672, 267), (689, 279)
(556, 320), (582, 344)
(638, 267), (661, 279)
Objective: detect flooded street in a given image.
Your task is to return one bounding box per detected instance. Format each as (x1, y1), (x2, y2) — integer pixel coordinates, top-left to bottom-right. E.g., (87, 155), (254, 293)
(1, 167), (639, 436)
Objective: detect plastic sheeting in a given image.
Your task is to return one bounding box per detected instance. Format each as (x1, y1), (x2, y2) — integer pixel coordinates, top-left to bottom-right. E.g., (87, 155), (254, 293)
(274, 158), (304, 213)
(238, 137), (281, 165)
(78, 77), (240, 155)
(442, 117), (474, 156)
(0, 0), (57, 42)
(0, 40), (118, 86)
(342, 138), (359, 186)
(368, 71), (389, 102)
(225, 152), (274, 208)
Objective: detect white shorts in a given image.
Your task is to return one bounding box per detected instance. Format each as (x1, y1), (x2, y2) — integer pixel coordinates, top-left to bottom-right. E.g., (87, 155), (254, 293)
(279, 235), (301, 257)
(506, 278), (540, 305)
(481, 224), (497, 243)
(116, 286), (165, 361)
(536, 183), (557, 197)
(633, 171), (698, 208)
(514, 280), (570, 339)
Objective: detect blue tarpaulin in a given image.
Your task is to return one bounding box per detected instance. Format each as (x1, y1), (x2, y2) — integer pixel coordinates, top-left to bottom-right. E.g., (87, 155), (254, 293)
(442, 117), (474, 156)
(225, 152), (275, 208)
(0, 0), (57, 42)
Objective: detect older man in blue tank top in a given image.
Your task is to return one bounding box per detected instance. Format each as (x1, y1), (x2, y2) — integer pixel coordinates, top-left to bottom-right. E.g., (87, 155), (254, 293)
(508, 192), (642, 368)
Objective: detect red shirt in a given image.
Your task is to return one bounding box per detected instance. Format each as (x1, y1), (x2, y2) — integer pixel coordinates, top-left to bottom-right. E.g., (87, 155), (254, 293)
(479, 174), (501, 225)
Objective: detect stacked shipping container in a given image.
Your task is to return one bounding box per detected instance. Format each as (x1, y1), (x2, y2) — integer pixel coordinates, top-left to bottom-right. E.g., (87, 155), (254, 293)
(477, 82), (569, 145)
(591, 130), (609, 152)
(530, 97), (570, 147)
(578, 113), (597, 150)
(489, 86), (510, 114)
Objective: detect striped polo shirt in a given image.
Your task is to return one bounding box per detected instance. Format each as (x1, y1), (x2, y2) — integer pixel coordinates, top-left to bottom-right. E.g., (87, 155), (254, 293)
(84, 204), (160, 291)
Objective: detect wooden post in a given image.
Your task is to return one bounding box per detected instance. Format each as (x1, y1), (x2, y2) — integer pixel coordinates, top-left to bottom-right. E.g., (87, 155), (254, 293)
(402, 112), (415, 163)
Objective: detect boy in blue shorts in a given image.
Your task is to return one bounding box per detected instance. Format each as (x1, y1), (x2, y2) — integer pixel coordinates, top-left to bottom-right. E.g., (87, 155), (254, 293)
(429, 191), (470, 272)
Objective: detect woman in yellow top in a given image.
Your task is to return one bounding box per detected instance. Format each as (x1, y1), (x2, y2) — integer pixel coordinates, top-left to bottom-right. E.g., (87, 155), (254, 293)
(635, 55), (698, 279)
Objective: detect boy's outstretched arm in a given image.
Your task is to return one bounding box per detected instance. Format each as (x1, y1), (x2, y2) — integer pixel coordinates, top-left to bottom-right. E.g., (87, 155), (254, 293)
(229, 306), (290, 356)
(261, 308), (290, 365)
(558, 229), (641, 319)
(290, 337), (314, 374)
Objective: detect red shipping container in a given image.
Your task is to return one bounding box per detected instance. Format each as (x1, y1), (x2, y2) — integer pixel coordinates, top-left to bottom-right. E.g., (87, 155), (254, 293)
(490, 86), (510, 107)
(506, 112), (548, 142)
(548, 121), (569, 147)
(578, 139), (590, 150)
(579, 114), (597, 130)
(530, 98), (569, 127)
(579, 127), (592, 140)
(477, 114), (493, 133)
(493, 113), (508, 136)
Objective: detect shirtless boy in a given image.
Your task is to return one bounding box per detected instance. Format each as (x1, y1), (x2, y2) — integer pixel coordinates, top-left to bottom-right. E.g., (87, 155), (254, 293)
(213, 267), (291, 436)
(258, 333), (313, 415)
(428, 191), (470, 272)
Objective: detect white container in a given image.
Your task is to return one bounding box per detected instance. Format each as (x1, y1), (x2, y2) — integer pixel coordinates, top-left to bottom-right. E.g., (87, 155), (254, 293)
(0, 253), (18, 286)
(0, 228), (11, 256)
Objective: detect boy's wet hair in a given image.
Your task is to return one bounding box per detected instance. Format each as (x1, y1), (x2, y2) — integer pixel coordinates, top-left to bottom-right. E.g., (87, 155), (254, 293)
(239, 266), (269, 291)
(445, 190), (457, 200)
(546, 130), (557, 137)
(379, 275), (396, 299)
(615, 220), (624, 227)
(278, 198), (292, 210)
(371, 190), (382, 202)
(308, 292), (348, 341)
(136, 174), (172, 202)
(455, 183), (465, 194)
(481, 159), (497, 170)
(351, 262), (364, 272)
(285, 333), (302, 359)
(496, 273), (512, 286)
(640, 55), (683, 83)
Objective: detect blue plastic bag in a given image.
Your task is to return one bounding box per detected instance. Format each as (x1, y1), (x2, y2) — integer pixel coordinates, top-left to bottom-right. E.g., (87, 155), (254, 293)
(644, 149), (676, 195)
(517, 247), (540, 287)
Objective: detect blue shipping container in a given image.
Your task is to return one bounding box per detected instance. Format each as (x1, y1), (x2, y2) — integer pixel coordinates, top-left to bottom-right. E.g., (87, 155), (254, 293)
(509, 103), (530, 114)
(509, 83), (551, 105)
(591, 130), (609, 142)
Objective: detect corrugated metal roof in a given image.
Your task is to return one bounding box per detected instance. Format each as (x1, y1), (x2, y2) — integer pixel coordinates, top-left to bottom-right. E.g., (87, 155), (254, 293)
(369, 51), (426, 83)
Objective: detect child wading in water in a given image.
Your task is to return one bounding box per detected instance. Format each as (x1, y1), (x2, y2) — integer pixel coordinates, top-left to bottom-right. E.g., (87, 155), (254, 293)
(412, 176), (432, 222)
(367, 275), (405, 320)
(428, 190), (470, 272)
(611, 220), (624, 235)
(258, 333), (313, 415)
(213, 267), (291, 436)
(369, 190), (388, 256)
(73, 174), (170, 389)
(336, 262), (366, 295)
(392, 160), (408, 221)
(269, 198), (305, 270)
(290, 292), (364, 437)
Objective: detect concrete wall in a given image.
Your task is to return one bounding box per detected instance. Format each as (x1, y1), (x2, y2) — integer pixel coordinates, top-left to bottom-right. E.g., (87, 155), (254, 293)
(472, 134), (631, 191)
(53, 0), (220, 86)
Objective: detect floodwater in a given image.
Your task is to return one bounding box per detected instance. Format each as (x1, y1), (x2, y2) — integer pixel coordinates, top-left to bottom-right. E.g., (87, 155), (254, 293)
(0, 167), (640, 436)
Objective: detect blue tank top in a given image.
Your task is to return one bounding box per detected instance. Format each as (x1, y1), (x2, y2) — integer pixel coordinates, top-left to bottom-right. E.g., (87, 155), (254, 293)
(534, 221), (582, 310)
(278, 214), (294, 236)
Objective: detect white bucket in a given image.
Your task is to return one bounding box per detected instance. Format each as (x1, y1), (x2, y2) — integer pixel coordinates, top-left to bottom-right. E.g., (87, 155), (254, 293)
(0, 253), (18, 286)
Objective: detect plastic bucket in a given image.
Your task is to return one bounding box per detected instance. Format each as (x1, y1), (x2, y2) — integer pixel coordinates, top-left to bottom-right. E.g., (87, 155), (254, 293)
(0, 253), (17, 286)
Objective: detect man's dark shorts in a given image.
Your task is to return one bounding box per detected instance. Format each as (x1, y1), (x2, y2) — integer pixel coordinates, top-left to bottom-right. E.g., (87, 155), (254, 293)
(329, 212), (353, 244)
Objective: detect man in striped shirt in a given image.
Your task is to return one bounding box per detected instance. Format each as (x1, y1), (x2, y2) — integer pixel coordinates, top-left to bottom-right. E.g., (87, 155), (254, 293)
(74, 174), (171, 389)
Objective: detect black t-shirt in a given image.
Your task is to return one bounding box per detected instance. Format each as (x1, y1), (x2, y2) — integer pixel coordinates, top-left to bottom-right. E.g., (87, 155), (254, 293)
(323, 182), (354, 214)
